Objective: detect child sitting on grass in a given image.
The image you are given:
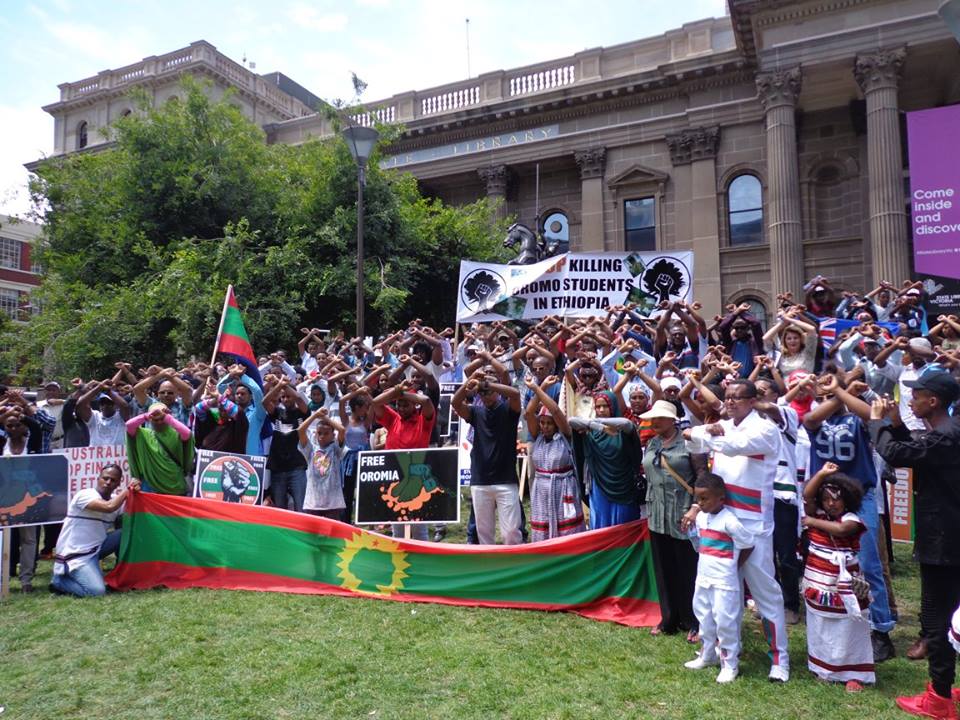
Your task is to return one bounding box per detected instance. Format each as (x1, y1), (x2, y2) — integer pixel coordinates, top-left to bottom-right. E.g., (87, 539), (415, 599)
(683, 472), (754, 683)
(801, 461), (874, 693)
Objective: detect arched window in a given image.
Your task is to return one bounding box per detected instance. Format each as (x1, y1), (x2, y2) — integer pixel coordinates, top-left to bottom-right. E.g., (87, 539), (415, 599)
(742, 297), (767, 331)
(540, 210), (569, 254)
(77, 121), (88, 150)
(728, 174), (762, 245)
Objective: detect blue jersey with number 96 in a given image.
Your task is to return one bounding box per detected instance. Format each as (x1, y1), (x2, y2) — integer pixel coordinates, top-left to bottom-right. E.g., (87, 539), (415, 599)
(808, 413), (877, 489)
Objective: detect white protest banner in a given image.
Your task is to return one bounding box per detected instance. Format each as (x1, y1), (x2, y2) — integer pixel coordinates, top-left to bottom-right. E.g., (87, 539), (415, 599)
(456, 251), (693, 322)
(58, 445), (130, 498)
(457, 416), (472, 485)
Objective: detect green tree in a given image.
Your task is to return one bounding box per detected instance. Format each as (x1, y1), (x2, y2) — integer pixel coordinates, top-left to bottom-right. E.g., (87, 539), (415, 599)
(9, 79), (508, 383)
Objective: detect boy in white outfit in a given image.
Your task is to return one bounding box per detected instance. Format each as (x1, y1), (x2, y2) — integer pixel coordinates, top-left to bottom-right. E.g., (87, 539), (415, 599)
(682, 378), (790, 682)
(684, 472), (754, 683)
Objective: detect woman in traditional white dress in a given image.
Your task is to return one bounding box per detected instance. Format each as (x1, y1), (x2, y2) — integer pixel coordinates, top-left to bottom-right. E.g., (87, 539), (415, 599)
(523, 375), (585, 542)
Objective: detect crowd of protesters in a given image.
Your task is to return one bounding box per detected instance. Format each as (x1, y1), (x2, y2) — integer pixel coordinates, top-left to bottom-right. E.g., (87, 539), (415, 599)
(3, 272), (960, 717)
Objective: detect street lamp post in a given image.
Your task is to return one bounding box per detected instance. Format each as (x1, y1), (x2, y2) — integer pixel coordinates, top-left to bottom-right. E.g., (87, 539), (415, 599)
(341, 124), (380, 340)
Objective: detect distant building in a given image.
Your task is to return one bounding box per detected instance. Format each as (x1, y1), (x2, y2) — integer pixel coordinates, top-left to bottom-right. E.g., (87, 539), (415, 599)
(0, 216), (42, 321)
(39, 40), (316, 157)
(31, 1), (960, 320)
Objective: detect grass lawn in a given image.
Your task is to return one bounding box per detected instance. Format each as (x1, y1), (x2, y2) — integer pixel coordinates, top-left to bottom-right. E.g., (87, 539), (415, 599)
(1, 530), (929, 720)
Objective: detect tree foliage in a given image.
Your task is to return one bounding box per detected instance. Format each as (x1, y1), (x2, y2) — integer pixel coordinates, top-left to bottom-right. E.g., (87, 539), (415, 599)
(9, 79), (509, 382)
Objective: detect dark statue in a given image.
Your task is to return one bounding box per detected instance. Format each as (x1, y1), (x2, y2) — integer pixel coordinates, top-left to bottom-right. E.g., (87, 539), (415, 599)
(503, 222), (560, 265)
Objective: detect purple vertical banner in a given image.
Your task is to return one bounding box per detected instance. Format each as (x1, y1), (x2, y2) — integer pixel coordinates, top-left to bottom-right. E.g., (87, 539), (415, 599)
(907, 105), (960, 314)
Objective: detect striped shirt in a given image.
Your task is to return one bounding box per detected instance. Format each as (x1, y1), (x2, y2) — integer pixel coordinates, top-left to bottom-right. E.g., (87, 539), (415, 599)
(685, 410), (781, 536)
(694, 507), (754, 591)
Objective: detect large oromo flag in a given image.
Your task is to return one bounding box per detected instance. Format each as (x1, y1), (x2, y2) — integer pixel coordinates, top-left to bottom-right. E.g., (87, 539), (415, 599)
(212, 285), (262, 387)
(106, 493), (660, 628)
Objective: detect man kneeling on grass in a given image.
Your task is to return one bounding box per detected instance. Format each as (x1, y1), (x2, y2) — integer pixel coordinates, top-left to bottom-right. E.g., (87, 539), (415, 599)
(50, 464), (140, 598)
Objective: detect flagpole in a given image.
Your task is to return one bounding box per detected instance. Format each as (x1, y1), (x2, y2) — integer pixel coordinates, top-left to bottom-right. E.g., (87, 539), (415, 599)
(210, 284), (232, 368)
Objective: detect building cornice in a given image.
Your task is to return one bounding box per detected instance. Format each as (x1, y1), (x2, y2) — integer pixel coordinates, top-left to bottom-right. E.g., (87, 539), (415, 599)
(384, 65), (753, 155)
(43, 40), (312, 121)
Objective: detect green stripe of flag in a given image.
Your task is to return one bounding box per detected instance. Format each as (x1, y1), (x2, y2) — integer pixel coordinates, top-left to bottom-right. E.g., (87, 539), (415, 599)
(123, 513), (657, 605)
(221, 306), (250, 341)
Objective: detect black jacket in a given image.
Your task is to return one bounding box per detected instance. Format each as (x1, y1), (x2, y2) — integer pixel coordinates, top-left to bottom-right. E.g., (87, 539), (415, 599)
(870, 418), (960, 566)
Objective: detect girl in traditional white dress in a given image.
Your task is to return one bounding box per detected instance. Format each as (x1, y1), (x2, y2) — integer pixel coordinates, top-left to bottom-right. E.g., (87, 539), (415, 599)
(801, 461), (875, 693)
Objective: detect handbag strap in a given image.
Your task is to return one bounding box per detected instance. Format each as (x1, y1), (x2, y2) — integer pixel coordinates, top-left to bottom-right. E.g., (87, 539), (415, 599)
(658, 452), (694, 496)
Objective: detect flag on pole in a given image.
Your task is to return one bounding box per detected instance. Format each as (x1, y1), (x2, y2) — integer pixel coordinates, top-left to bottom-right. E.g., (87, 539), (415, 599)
(107, 493), (661, 628)
(212, 285), (262, 387)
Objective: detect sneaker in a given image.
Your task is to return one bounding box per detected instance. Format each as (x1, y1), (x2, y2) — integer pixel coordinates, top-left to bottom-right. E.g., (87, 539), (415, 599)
(895, 683), (959, 720)
(768, 665), (790, 683)
(845, 680), (864, 694)
(716, 665), (739, 684)
(784, 609), (801, 625)
(872, 630), (896, 663)
(684, 654), (720, 670)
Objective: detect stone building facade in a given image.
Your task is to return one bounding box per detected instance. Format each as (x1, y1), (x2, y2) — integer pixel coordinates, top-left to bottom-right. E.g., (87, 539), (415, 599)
(35, 0), (960, 322)
(40, 40), (317, 157)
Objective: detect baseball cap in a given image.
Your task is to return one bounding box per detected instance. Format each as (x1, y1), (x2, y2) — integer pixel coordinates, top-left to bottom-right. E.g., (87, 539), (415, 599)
(908, 337), (934, 354)
(660, 376), (682, 391)
(904, 370), (960, 404)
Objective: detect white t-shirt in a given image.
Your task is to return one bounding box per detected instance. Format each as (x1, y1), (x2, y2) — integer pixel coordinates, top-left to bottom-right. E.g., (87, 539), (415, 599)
(87, 410), (126, 447)
(694, 507), (754, 591)
(896, 365), (925, 432)
(54, 488), (121, 572)
(301, 352), (319, 376)
(772, 402), (800, 505)
(300, 437), (345, 511)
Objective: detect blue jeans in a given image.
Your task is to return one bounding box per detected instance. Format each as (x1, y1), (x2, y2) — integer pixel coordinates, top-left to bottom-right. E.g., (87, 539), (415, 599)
(51, 530), (122, 598)
(858, 486), (895, 633)
(98, 529), (122, 560)
(270, 468), (307, 512)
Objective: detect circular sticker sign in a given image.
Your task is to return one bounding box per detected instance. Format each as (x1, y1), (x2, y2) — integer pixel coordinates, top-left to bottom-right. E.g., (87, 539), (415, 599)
(199, 456), (260, 504)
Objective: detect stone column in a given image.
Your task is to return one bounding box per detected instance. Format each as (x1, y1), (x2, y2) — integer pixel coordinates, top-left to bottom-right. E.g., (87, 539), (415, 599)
(855, 48), (911, 285)
(575, 147), (606, 251)
(756, 68), (805, 300)
(667, 126), (722, 317)
(477, 165), (509, 221)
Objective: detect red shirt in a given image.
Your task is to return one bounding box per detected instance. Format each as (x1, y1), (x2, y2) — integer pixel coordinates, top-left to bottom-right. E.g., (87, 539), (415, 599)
(380, 404), (435, 450)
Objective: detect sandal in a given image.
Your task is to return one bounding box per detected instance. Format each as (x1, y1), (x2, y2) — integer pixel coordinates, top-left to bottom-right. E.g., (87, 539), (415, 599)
(845, 680), (863, 693)
(686, 630), (700, 644)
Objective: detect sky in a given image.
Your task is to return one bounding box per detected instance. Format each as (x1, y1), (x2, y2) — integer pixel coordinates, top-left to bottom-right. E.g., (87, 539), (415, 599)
(0, 0), (727, 217)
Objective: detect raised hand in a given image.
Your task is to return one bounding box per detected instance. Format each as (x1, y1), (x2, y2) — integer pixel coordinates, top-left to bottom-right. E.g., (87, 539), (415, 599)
(818, 374), (839, 394)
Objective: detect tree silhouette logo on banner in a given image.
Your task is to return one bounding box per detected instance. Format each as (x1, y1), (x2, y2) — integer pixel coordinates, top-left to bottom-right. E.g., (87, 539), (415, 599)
(461, 268), (505, 312)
